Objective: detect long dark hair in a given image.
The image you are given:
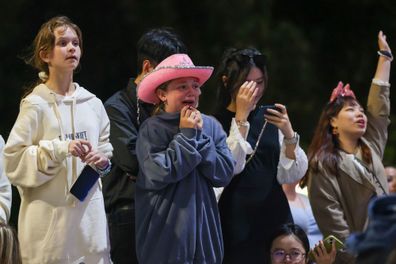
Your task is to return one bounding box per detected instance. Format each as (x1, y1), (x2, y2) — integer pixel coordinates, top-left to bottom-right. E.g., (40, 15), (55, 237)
(214, 47), (268, 112)
(300, 95), (372, 187)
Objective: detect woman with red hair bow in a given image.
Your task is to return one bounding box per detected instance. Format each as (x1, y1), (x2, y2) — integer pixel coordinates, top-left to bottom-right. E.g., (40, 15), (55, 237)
(302, 31), (392, 263)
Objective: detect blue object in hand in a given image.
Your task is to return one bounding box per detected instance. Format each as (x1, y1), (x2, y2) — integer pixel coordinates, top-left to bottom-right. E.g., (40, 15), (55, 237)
(70, 165), (100, 201)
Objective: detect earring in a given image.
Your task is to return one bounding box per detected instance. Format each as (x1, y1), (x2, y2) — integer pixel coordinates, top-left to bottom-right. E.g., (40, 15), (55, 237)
(332, 127), (338, 135)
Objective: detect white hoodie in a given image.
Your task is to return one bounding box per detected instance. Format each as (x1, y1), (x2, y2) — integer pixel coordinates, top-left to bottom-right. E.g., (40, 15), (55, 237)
(4, 83), (113, 264)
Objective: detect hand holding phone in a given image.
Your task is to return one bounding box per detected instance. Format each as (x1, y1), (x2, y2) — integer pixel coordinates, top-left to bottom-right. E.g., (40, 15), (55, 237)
(308, 235), (342, 262)
(264, 104), (282, 116)
(323, 235), (344, 251)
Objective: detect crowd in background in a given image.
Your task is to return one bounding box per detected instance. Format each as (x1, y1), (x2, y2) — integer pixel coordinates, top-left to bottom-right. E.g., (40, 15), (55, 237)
(0, 15), (394, 264)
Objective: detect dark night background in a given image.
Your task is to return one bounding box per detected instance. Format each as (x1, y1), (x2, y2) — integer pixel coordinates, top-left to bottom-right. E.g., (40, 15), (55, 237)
(1, 0), (395, 226)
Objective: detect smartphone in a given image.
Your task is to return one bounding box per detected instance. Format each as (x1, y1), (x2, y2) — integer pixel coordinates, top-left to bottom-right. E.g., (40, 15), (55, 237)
(70, 165), (100, 201)
(264, 104), (282, 115)
(308, 235), (344, 261)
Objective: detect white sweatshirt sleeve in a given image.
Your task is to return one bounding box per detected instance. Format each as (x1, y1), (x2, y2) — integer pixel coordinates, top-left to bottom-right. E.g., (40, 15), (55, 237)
(4, 101), (69, 188)
(214, 118), (253, 202)
(226, 118), (253, 174)
(0, 136), (11, 223)
(276, 130), (308, 184)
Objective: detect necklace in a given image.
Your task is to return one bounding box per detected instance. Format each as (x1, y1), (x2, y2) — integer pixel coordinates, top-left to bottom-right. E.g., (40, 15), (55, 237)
(246, 120), (268, 164)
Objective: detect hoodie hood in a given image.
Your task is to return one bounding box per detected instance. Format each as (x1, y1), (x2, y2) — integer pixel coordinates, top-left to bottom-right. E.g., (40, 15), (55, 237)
(26, 83), (96, 105)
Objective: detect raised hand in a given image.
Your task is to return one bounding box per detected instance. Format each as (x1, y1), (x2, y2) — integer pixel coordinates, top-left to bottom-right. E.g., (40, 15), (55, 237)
(374, 31), (392, 83)
(180, 105), (201, 129)
(311, 240), (337, 264)
(235, 81), (259, 122)
(378, 31), (392, 53)
(195, 109), (203, 130)
(264, 103), (294, 139)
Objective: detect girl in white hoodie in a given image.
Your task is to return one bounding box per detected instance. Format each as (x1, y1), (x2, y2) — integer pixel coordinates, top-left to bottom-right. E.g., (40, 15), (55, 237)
(4, 16), (113, 264)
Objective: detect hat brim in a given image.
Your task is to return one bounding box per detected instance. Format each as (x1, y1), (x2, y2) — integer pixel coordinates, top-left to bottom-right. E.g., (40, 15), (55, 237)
(138, 66), (214, 104)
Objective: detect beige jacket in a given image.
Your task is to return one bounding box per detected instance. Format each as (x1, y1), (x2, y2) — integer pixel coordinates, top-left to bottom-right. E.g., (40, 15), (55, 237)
(308, 83), (390, 263)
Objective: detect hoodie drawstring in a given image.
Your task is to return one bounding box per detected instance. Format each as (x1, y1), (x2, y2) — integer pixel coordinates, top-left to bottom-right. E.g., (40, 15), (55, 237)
(52, 93), (78, 205)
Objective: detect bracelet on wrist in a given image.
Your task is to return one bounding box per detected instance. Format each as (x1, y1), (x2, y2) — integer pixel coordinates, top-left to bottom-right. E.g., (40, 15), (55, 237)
(97, 160), (112, 176)
(377, 50), (393, 62)
(284, 132), (300, 145)
(236, 119), (249, 128)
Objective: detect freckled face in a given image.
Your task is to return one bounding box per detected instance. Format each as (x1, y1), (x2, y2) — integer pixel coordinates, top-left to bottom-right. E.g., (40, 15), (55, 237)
(156, 77), (201, 113)
(43, 26), (81, 71)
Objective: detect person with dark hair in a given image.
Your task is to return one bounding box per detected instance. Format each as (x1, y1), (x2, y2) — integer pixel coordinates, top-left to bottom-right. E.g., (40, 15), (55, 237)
(135, 54), (234, 263)
(213, 47), (308, 263)
(102, 28), (187, 263)
(269, 223), (336, 264)
(4, 16), (113, 263)
(303, 31), (392, 263)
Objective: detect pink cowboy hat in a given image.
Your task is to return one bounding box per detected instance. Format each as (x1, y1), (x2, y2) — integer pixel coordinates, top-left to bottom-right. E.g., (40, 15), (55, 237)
(137, 54), (214, 104)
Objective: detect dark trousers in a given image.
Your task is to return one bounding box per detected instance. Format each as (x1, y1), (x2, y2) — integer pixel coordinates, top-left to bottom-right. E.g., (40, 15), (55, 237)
(107, 206), (137, 264)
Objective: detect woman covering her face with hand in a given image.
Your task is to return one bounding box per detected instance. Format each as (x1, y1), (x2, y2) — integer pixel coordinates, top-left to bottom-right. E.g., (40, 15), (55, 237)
(213, 47), (308, 263)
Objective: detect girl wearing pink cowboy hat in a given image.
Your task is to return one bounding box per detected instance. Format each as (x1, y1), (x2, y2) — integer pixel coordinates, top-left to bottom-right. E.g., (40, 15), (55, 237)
(135, 54), (234, 264)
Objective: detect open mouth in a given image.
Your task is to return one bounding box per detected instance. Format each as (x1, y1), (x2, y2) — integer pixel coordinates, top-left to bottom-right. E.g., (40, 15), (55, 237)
(356, 119), (366, 128)
(182, 99), (196, 106)
(66, 56), (78, 61)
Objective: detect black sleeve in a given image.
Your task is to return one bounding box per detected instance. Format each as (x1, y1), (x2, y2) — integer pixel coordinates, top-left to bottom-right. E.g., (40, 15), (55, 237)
(105, 103), (139, 176)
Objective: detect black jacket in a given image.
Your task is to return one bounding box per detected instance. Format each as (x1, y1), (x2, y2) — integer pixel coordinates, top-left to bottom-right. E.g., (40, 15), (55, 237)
(102, 78), (154, 212)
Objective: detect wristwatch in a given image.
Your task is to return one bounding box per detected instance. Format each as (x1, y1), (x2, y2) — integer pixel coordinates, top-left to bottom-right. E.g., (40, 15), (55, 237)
(284, 132), (299, 145)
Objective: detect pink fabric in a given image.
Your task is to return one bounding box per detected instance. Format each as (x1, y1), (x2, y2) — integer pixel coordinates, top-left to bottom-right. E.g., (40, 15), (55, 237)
(137, 54), (213, 104)
(329, 81), (356, 103)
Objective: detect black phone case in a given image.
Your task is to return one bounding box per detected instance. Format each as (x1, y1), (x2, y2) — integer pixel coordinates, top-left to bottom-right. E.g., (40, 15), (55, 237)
(70, 165), (100, 201)
(262, 104), (281, 115)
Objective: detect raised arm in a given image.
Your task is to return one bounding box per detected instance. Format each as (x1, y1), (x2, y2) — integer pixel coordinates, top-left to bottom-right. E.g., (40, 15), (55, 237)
(365, 31), (392, 157)
(374, 31), (392, 82)
(265, 104), (308, 184)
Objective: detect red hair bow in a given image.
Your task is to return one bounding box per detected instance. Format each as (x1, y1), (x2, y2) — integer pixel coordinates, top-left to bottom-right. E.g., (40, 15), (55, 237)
(329, 81), (356, 103)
